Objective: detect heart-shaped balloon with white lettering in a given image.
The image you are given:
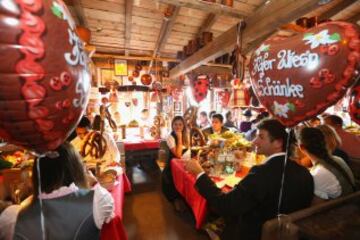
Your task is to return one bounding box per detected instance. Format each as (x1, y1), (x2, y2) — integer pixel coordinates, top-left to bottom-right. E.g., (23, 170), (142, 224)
(249, 21), (360, 127)
(349, 81), (360, 125)
(0, 0), (90, 152)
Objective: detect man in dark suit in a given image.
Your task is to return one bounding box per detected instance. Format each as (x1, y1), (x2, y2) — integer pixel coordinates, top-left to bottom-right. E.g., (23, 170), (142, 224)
(185, 119), (314, 240)
(202, 113), (229, 141)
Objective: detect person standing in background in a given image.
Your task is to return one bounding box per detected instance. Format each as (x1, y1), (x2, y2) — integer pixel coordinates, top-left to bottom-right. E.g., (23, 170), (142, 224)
(198, 111), (210, 129)
(202, 114), (229, 141)
(224, 111), (237, 129)
(239, 109), (253, 133)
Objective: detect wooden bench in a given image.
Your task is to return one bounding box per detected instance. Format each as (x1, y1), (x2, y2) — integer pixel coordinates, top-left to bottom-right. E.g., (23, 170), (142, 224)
(261, 191), (360, 240)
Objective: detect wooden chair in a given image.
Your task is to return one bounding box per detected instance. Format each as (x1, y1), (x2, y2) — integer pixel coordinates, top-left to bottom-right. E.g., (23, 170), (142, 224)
(261, 191), (360, 240)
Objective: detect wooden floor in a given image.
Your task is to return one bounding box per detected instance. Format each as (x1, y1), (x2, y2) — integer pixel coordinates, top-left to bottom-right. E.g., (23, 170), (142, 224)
(123, 164), (209, 240)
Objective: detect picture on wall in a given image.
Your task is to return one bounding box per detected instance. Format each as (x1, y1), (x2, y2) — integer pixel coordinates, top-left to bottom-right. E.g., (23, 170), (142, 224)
(114, 59), (128, 76)
(100, 68), (115, 86)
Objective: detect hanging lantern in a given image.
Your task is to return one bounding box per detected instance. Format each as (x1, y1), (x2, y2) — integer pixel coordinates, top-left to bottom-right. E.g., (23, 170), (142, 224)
(191, 74), (209, 103)
(75, 26), (91, 44)
(218, 89), (231, 108)
(228, 81), (250, 108)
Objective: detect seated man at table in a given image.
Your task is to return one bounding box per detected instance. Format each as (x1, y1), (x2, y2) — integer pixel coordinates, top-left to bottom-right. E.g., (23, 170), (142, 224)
(71, 116), (121, 176)
(185, 119), (314, 240)
(202, 114), (229, 141)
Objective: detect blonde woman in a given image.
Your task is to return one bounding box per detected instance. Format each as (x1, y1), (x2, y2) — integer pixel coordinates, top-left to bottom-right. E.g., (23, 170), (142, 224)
(317, 124), (350, 165)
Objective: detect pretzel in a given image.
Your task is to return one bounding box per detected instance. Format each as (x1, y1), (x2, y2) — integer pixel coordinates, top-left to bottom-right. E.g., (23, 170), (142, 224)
(80, 131), (108, 159)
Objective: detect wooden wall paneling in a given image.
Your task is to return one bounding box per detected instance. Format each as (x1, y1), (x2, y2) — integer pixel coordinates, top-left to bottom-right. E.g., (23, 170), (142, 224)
(197, 13), (218, 36)
(162, 44), (184, 52)
(81, 0), (124, 13)
(175, 15), (205, 27)
(87, 19), (125, 31)
(231, 1), (258, 15)
(157, 0), (249, 18)
(156, 6), (181, 54)
(131, 33), (159, 42)
(92, 53), (179, 62)
(171, 23), (199, 34)
(131, 26), (161, 36)
(132, 16), (163, 26)
(125, 0), (134, 55)
(89, 29), (125, 37)
(178, 7), (208, 18)
(92, 36), (125, 43)
(211, 15), (240, 32)
(166, 38), (192, 46)
(84, 8), (125, 22)
(132, 5), (165, 19)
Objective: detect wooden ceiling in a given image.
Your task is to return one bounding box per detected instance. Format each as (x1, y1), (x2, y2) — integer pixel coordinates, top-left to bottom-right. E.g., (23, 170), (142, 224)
(63, 0), (360, 73)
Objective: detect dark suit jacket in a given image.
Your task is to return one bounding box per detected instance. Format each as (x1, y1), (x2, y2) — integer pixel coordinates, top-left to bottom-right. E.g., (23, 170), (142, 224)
(195, 154), (314, 240)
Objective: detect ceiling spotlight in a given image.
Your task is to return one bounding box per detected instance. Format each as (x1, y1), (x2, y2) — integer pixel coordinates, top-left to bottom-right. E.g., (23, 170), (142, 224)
(318, 0), (333, 5)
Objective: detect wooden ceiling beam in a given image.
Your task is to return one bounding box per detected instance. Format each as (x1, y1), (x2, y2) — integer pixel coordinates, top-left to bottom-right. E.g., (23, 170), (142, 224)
(318, 0), (356, 21)
(73, 0), (88, 27)
(157, 0), (247, 18)
(124, 0), (134, 56)
(169, 0), (324, 79)
(93, 52), (180, 62)
(347, 12), (360, 25)
(197, 13), (218, 36)
(154, 5), (180, 56)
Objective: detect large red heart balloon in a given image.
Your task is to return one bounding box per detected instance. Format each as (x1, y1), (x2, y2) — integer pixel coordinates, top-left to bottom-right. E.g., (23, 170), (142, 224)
(0, 0), (91, 152)
(192, 75), (209, 103)
(249, 21), (360, 127)
(349, 81), (360, 125)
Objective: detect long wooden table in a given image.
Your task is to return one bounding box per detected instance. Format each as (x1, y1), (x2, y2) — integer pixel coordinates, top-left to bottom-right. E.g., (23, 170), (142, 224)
(170, 159), (249, 229)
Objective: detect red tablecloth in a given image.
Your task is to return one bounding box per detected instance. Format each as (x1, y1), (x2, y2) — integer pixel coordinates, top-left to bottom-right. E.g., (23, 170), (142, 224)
(100, 173), (131, 240)
(123, 139), (160, 151)
(171, 159), (249, 229)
